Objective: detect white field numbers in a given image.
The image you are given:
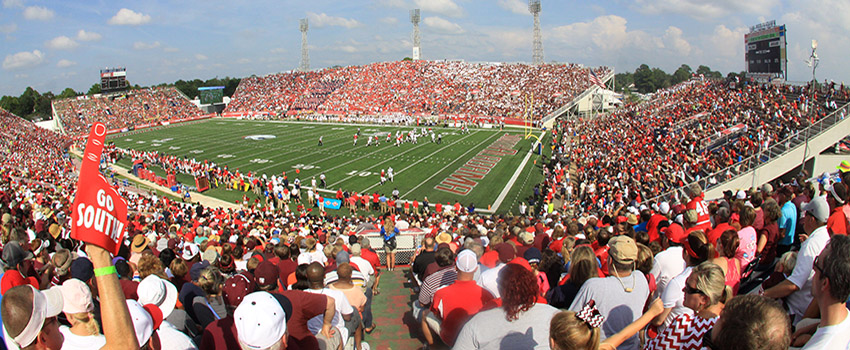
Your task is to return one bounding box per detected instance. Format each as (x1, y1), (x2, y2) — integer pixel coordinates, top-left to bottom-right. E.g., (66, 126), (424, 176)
(345, 170), (373, 177)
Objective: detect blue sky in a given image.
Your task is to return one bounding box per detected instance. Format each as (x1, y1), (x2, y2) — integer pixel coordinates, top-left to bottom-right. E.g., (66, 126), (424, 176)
(2, 0), (848, 96)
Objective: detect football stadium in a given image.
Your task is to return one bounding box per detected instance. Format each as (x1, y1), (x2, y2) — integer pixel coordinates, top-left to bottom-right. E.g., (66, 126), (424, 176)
(2, 2), (850, 350)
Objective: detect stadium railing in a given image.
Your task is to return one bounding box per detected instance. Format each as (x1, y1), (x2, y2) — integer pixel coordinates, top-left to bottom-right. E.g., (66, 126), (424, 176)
(644, 99), (850, 204)
(541, 70), (614, 127)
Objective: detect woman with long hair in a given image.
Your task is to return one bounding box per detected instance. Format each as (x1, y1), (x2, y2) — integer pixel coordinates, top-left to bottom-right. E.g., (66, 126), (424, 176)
(710, 229), (742, 295)
(756, 199), (782, 268)
(191, 266), (226, 329)
(549, 245), (597, 309)
(736, 206), (758, 267)
(454, 264), (560, 349)
(58, 279), (106, 349)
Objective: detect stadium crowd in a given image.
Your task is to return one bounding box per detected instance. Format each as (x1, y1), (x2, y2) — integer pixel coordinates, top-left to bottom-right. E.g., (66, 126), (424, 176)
(226, 61), (607, 120)
(2, 74), (850, 350)
(53, 87), (203, 135)
(546, 80), (850, 215)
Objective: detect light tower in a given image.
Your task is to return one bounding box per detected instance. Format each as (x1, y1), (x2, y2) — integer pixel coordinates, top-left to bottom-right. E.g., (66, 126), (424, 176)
(299, 18), (310, 72)
(529, 0), (543, 65)
(410, 9), (421, 60)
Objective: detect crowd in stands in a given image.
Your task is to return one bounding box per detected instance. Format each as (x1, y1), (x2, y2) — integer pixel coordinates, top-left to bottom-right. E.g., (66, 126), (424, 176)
(53, 87), (202, 135)
(543, 80), (850, 215)
(2, 72), (850, 350)
(226, 61), (607, 120)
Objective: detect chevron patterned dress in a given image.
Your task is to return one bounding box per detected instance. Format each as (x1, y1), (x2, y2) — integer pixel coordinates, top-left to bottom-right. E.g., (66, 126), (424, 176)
(644, 313), (717, 350)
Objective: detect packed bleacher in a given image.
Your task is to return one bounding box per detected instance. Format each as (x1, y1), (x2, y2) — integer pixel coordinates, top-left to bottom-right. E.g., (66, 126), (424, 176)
(226, 61), (608, 120)
(543, 80), (850, 216)
(53, 87), (202, 136)
(3, 74), (850, 350)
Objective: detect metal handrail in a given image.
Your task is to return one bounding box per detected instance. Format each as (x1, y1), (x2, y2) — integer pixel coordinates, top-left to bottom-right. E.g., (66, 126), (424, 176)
(541, 70), (614, 124)
(644, 100), (850, 204)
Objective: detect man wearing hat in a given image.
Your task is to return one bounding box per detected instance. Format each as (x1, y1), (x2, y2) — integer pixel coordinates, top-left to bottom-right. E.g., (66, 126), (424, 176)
(825, 183), (848, 236)
(569, 235), (649, 350)
(424, 250), (493, 348)
(764, 196), (832, 324)
(233, 292), (289, 350)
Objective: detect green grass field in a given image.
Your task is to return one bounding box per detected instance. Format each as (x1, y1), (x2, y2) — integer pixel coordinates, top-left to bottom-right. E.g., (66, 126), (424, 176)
(109, 119), (548, 214)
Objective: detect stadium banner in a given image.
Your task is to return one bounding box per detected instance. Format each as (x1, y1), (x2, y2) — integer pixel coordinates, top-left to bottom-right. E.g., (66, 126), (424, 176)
(322, 197), (342, 210)
(71, 122), (129, 255)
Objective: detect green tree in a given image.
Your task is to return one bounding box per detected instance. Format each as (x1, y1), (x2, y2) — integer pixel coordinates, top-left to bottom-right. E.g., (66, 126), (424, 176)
(633, 64), (655, 93)
(672, 64), (692, 84)
(402, 57), (412, 61)
(34, 91), (53, 117)
(87, 83), (102, 95)
(0, 96), (19, 116)
(58, 87), (78, 99)
(614, 72), (634, 92)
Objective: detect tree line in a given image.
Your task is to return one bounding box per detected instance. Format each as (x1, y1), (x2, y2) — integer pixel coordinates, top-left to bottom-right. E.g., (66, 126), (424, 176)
(0, 77), (241, 121)
(615, 64), (746, 94)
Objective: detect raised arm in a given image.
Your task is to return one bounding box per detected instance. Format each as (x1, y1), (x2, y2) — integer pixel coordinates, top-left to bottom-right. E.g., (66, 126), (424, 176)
(87, 243), (140, 350)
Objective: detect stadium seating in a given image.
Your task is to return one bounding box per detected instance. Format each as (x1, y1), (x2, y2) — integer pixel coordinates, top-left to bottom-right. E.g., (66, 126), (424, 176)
(0, 107), (74, 186)
(53, 87), (202, 135)
(226, 60), (609, 120)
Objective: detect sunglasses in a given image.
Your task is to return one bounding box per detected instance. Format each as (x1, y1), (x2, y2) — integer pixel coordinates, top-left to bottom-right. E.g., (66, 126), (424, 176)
(683, 284), (705, 296)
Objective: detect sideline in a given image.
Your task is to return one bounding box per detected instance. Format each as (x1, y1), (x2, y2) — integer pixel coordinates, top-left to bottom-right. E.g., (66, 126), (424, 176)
(487, 131), (545, 213)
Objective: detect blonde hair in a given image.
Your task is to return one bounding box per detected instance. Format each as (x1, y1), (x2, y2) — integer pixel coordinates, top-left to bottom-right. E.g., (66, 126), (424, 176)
(691, 261), (732, 305)
(778, 251), (797, 273)
(70, 312), (101, 336)
(549, 310), (600, 350)
(198, 266), (223, 296)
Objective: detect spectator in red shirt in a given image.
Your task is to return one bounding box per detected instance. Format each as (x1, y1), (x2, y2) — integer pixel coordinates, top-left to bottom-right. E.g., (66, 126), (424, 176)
(427, 250), (494, 347)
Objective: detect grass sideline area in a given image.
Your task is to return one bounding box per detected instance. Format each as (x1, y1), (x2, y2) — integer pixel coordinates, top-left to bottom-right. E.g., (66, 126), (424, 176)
(109, 119), (548, 214)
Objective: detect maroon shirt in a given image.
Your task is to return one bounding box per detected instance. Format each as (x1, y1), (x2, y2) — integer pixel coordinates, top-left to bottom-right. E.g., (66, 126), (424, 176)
(280, 290), (328, 350)
(277, 259), (298, 289)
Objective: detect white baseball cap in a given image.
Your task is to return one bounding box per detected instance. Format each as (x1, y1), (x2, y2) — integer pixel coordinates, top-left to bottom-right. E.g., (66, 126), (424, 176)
(456, 250), (478, 273)
(7, 286), (64, 348)
(137, 275), (178, 318)
(182, 243), (200, 260)
(235, 292), (287, 349)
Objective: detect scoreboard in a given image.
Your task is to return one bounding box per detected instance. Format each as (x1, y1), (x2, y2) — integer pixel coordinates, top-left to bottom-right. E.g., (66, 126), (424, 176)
(745, 21), (786, 80)
(100, 67), (128, 92)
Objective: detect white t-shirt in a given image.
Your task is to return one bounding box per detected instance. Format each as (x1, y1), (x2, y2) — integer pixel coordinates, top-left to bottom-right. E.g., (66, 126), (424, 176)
(802, 311), (850, 349)
(158, 321), (198, 350)
(650, 246), (686, 297)
(306, 288), (354, 346)
(787, 226), (830, 323)
(661, 266), (694, 331)
(478, 263), (505, 298)
(59, 325), (106, 350)
(350, 256), (375, 284)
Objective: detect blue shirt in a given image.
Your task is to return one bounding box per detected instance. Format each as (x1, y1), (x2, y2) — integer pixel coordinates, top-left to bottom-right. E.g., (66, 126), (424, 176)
(779, 201), (797, 246)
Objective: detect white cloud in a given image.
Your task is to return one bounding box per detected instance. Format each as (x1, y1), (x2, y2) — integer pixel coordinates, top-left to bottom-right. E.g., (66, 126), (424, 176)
(45, 36), (79, 50)
(195, 54), (208, 60)
(270, 48), (286, 54)
(634, 0), (779, 20)
(380, 17), (399, 25)
(56, 59), (76, 68)
(339, 45), (358, 53)
(3, 50), (45, 70)
(423, 16), (464, 34)
(237, 58), (252, 64)
(108, 8), (151, 26)
(306, 12), (361, 29)
(163, 47), (179, 52)
(664, 26), (691, 56)
(23, 6), (55, 21)
(2, 0), (23, 8)
(705, 24), (747, 61)
(76, 29), (102, 41)
(414, 0), (464, 18)
(133, 41), (161, 50)
(498, 0), (529, 15)
(550, 15), (661, 51)
(0, 23), (16, 34)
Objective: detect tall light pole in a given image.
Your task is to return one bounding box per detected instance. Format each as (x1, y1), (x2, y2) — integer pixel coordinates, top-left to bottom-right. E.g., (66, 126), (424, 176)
(529, 0), (543, 65)
(801, 39), (819, 169)
(299, 19), (310, 72)
(410, 9), (421, 60)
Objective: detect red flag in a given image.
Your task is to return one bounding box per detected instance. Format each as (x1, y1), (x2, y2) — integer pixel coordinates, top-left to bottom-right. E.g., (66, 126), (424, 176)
(71, 123), (129, 255)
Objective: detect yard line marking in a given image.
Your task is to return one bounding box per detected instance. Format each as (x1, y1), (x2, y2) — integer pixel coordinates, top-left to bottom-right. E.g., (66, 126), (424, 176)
(484, 131), (544, 213)
(401, 131), (502, 198)
(324, 133), (467, 188)
(357, 131), (485, 193)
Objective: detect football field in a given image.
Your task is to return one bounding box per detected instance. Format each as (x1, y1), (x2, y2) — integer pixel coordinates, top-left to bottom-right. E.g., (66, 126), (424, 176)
(109, 119), (548, 214)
